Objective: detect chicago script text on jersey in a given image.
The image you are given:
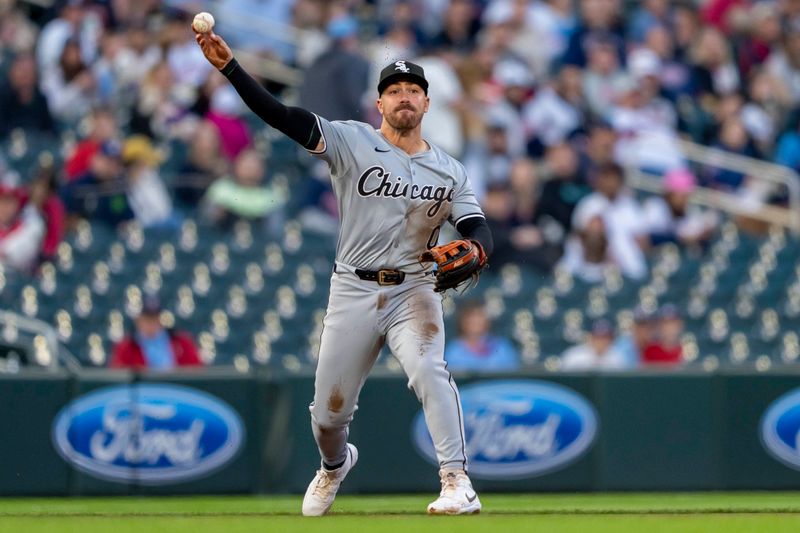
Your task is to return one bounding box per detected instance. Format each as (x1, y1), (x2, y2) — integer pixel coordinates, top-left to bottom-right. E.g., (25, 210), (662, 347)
(356, 165), (454, 218)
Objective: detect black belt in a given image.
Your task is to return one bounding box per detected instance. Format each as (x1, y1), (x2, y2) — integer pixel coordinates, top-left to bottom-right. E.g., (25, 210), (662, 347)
(354, 268), (406, 286)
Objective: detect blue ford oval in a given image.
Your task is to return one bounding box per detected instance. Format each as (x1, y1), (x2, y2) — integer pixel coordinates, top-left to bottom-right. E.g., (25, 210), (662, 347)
(412, 380), (598, 479)
(761, 388), (800, 471)
(52, 384), (244, 484)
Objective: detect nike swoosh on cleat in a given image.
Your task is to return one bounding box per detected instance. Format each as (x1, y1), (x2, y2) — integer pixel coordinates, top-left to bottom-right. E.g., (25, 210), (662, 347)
(374, 147), (390, 152)
(466, 492), (477, 503)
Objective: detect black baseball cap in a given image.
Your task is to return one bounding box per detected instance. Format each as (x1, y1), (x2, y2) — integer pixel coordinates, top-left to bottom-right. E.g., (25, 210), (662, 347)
(377, 60), (428, 95)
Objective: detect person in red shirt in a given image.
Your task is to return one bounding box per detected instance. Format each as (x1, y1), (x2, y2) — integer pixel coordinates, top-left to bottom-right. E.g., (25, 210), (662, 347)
(64, 108), (119, 181)
(110, 295), (202, 370)
(643, 303), (684, 366)
(28, 162), (66, 261)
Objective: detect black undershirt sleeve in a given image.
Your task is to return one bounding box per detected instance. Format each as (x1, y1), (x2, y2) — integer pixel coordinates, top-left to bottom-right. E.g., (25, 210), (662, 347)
(221, 59), (321, 150)
(456, 216), (494, 258)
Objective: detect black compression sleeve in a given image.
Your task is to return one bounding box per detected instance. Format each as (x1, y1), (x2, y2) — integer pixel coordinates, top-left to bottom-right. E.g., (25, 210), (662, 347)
(221, 59), (321, 150)
(456, 216), (494, 257)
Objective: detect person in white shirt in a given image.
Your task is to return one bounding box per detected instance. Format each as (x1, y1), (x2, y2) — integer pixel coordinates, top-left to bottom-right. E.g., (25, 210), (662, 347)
(523, 64), (584, 148)
(561, 318), (628, 371)
(0, 186), (45, 273)
(122, 136), (175, 228)
(569, 162), (648, 279)
(417, 52), (467, 158)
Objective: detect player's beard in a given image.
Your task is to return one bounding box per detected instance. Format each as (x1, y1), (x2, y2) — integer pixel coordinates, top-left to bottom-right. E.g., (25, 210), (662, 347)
(386, 104), (422, 131)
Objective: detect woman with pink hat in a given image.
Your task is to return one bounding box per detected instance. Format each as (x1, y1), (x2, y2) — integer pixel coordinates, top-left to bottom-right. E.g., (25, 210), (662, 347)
(642, 167), (719, 248)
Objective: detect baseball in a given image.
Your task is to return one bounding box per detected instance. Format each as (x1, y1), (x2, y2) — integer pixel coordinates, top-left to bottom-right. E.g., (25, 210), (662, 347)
(192, 12), (215, 33)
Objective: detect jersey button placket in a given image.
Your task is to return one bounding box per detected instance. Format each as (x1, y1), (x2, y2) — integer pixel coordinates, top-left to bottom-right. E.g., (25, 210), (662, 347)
(393, 161), (415, 250)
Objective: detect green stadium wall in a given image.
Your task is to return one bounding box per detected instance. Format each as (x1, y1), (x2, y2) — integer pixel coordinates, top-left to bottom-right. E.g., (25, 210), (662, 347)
(2, 369), (800, 495)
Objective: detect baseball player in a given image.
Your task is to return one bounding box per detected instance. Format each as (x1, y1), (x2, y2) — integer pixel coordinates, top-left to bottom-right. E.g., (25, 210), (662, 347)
(195, 29), (493, 516)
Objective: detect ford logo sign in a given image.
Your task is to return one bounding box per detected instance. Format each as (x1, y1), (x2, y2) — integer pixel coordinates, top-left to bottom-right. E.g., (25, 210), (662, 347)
(52, 384), (245, 484)
(412, 380), (598, 479)
(761, 388), (800, 471)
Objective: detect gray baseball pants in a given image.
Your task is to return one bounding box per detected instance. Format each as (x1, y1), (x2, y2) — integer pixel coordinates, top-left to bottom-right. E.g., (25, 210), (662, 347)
(309, 262), (467, 470)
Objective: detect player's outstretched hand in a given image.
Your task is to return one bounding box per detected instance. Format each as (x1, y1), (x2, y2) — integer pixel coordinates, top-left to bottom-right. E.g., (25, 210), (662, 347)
(195, 31), (233, 71)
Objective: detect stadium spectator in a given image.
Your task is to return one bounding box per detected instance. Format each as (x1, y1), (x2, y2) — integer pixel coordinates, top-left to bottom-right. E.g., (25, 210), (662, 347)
(736, 2), (782, 80)
(429, 0), (480, 53)
(642, 303), (685, 366)
(580, 120), (618, 178)
(487, 58), (535, 157)
(558, 204), (612, 282)
(774, 114), (800, 174)
(121, 135), (176, 229)
(206, 82), (252, 161)
(581, 33), (629, 119)
(110, 295), (201, 370)
(480, 0), (550, 82)
(28, 161), (66, 262)
(174, 120), (229, 208)
(643, 168), (719, 249)
(609, 49), (683, 173)
(766, 24), (800, 106)
(164, 10), (213, 91)
(298, 161), (339, 237)
(36, 0), (100, 76)
(375, 1), (428, 50)
(483, 158), (562, 271)
(0, 53), (55, 139)
(417, 48), (468, 158)
(62, 140), (134, 227)
(704, 117), (760, 191)
(739, 69), (791, 154)
(445, 300), (520, 371)
(65, 107), (119, 181)
(526, 0), (579, 70)
(627, 0), (672, 44)
(523, 64), (585, 152)
(569, 162), (647, 279)
(113, 22), (163, 95)
(561, 0), (625, 68)
(561, 318), (628, 370)
(0, 0), (39, 54)
(40, 37), (97, 124)
(0, 184), (45, 273)
(130, 61), (193, 140)
(300, 15), (369, 122)
(689, 26), (741, 99)
(536, 143), (591, 241)
(612, 306), (655, 368)
(202, 149), (286, 230)
(643, 25), (692, 101)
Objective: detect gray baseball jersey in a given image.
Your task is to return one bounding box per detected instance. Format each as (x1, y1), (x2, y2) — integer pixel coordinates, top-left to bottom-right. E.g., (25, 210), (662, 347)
(310, 115), (484, 270)
(306, 116), (484, 473)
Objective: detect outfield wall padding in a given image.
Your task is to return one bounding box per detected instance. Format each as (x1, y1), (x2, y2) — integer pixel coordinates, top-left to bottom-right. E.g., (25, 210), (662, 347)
(2, 369), (800, 495)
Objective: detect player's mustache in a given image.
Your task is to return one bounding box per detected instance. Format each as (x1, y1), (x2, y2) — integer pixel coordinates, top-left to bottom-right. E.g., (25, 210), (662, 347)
(395, 104), (416, 112)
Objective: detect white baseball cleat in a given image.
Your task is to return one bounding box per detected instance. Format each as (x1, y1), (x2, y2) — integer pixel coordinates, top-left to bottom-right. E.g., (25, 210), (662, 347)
(427, 469), (481, 515)
(302, 443), (358, 516)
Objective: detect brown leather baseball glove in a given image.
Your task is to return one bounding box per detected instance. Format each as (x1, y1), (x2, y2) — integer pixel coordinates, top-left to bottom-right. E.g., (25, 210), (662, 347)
(419, 239), (487, 292)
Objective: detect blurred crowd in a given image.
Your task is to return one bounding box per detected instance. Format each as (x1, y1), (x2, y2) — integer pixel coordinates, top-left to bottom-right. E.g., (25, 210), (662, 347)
(1, 0), (795, 281)
(1, 0), (799, 369)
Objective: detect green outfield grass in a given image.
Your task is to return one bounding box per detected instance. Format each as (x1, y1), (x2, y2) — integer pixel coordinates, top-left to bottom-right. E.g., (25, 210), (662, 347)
(2, 493), (800, 532)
